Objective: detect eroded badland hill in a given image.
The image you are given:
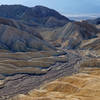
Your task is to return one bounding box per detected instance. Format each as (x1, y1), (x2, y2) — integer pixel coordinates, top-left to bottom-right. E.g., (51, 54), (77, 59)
(0, 5), (99, 100)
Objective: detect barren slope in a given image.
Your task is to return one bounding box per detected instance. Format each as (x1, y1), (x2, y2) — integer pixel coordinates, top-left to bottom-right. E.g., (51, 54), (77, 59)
(40, 21), (99, 49)
(0, 5), (70, 27)
(0, 50), (81, 100)
(0, 17), (56, 52)
(10, 58), (100, 100)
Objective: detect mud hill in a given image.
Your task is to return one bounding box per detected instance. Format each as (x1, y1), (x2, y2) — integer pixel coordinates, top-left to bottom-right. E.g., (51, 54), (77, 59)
(40, 21), (99, 49)
(0, 5), (99, 51)
(10, 58), (100, 100)
(0, 50), (81, 100)
(0, 5), (71, 52)
(0, 17), (56, 52)
(0, 4), (100, 100)
(78, 24), (100, 51)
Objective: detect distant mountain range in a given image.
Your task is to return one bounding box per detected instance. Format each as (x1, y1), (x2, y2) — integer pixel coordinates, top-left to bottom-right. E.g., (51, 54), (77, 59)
(0, 4), (99, 52)
(87, 18), (100, 25)
(66, 14), (100, 21)
(0, 5), (70, 27)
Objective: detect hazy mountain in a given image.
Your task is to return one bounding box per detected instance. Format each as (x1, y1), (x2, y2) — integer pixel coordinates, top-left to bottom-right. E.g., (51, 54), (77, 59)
(87, 17), (100, 25)
(0, 5), (70, 27)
